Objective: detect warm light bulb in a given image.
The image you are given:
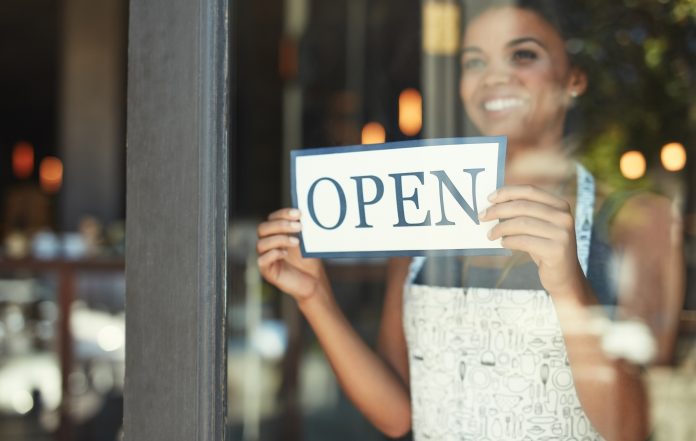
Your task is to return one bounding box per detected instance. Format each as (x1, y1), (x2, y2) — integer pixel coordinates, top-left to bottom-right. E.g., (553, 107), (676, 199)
(12, 142), (34, 179)
(399, 88), (422, 136)
(620, 151), (646, 180)
(40, 157), (63, 193)
(660, 142), (686, 172)
(362, 122), (385, 145)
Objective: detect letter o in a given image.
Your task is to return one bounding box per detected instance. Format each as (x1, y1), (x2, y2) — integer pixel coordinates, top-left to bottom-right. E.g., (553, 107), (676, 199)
(307, 177), (347, 230)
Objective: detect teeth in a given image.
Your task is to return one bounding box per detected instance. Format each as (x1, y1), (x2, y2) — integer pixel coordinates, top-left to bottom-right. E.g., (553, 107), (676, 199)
(483, 98), (524, 112)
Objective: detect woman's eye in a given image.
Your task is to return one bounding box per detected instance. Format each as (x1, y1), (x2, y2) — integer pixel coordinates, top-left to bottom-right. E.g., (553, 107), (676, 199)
(511, 49), (538, 64)
(462, 58), (485, 71)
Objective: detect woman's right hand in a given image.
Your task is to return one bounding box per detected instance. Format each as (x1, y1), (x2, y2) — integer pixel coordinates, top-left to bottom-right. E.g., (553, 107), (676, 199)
(256, 208), (327, 302)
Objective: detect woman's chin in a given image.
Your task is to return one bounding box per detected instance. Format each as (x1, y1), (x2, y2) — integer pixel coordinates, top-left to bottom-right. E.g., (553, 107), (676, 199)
(476, 122), (529, 142)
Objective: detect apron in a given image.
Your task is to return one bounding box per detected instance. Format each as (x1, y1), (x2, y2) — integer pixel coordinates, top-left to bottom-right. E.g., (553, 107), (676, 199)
(403, 164), (604, 441)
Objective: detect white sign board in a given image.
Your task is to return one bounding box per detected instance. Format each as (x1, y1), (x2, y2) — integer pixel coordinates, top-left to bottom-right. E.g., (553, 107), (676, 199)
(291, 137), (506, 258)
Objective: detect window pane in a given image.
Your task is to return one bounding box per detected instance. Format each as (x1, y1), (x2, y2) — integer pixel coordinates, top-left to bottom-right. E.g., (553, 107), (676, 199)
(229, 1), (696, 440)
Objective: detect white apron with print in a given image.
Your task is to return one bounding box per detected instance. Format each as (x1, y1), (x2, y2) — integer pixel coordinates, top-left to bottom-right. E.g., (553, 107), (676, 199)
(403, 165), (604, 441)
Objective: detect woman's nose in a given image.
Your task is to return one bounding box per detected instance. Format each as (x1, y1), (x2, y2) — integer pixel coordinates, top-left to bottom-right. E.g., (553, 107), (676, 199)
(482, 65), (513, 87)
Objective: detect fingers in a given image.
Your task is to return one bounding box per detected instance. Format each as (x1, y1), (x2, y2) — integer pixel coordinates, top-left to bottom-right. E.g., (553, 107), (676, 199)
(499, 234), (554, 256)
(268, 207), (301, 221)
(482, 186), (576, 259)
(257, 234), (300, 255)
(257, 209), (302, 275)
(257, 218), (302, 238)
(488, 216), (564, 242)
(258, 208), (303, 238)
(488, 185), (570, 211)
(257, 248), (287, 272)
(480, 200), (574, 229)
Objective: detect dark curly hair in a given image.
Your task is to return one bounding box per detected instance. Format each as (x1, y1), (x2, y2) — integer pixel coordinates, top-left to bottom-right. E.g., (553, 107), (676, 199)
(460, 0), (590, 69)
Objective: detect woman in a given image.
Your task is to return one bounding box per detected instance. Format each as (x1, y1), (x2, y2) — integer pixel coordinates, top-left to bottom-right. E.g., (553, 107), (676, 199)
(256, 1), (682, 439)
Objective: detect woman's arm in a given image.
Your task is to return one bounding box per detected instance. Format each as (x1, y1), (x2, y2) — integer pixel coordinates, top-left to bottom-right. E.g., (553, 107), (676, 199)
(610, 194), (685, 365)
(550, 277), (649, 441)
(481, 185), (653, 441)
(377, 257), (412, 387)
(257, 209), (412, 437)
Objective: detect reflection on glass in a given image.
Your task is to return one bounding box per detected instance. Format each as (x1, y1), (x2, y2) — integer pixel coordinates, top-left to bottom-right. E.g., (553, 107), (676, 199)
(361, 122), (387, 145)
(398, 89), (423, 137)
(231, 0), (695, 440)
(661, 142), (687, 172)
(620, 150), (647, 180)
(39, 157), (63, 194)
(12, 142), (35, 180)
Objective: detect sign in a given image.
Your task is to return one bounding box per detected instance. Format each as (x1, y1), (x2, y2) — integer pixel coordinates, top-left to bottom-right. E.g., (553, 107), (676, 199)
(291, 137), (506, 258)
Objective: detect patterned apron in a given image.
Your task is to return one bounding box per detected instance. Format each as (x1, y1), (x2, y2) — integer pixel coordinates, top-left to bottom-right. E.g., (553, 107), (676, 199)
(403, 165), (604, 441)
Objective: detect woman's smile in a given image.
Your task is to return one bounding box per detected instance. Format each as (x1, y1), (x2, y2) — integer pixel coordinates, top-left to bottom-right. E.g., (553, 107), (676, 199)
(481, 96), (527, 113)
(459, 6), (586, 152)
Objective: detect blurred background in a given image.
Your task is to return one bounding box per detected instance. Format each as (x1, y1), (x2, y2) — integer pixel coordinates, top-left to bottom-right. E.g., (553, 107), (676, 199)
(1, 0), (695, 440)
(0, 0), (125, 440)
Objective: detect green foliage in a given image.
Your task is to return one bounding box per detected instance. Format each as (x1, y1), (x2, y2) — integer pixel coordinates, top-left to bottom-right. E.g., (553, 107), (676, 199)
(580, 125), (653, 192)
(571, 0), (695, 188)
(673, 0), (696, 22)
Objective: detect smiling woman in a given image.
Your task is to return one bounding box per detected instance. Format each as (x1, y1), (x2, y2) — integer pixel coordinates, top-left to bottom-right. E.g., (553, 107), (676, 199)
(254, 1), (685, 440)
(459, 5), (586, 158)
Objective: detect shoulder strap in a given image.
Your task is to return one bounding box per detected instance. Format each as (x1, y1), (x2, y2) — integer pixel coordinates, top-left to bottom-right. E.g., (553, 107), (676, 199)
(406, 256), (426, 285)
(593, 189), (642, 244)
(574, 163), (595, 276)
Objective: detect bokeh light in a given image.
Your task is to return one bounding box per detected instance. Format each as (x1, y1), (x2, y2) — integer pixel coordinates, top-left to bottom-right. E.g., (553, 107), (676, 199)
(97, 325), (125, 352)
(11, 390), (33, 415)
(40, 157), (63, 193)
(660, 142), (686, 171)
(12, 142), (34, 179)
(398, 88), (422, 136)
(361, 122), (386, 145)
(620, 150), (646, 180)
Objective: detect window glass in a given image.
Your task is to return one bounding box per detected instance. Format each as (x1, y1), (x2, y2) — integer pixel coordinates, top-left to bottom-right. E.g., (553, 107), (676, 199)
(229, 1), (696, 440)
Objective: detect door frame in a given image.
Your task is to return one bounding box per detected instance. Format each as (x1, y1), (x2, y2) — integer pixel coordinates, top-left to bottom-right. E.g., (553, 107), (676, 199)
(124, 0), (229, 439)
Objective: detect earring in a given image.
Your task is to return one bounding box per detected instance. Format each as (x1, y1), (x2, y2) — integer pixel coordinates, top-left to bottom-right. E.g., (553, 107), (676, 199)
(570, 91), (578, 98)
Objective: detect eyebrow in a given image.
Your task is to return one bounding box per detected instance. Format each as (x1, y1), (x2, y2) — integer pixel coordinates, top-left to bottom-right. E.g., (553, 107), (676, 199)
(460, 36), (548, 55)
(460, 47), (483, 55)
(507, 37), (547, 50)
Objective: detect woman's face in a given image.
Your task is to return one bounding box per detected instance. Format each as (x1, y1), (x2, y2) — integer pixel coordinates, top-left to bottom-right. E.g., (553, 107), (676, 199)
(460, 7), (586, 147)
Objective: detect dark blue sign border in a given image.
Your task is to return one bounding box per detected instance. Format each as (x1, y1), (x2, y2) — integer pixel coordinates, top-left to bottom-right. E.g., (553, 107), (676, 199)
(290, 136), (508, 258)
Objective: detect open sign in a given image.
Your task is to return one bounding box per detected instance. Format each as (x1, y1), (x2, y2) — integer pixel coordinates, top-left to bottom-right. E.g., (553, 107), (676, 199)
(291, 137), (506, 258)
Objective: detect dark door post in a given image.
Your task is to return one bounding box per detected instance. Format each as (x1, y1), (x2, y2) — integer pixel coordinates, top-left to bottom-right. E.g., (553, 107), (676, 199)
(125, 0), (229, 439)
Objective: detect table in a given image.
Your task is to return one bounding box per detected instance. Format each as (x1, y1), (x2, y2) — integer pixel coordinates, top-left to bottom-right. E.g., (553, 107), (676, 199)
(0, 257), (124, 441)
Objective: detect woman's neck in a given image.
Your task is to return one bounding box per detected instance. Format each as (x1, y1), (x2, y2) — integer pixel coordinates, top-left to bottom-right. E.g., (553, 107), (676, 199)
(504, 146), (574, 188)
(504, 126), (568, 164)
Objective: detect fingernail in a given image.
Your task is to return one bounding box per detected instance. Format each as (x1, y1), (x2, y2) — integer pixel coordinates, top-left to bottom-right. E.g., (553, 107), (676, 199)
(487, 191), (497, 202)
(288, 208), (300, 218)
(289, 221), (301, 230)
(478, 208), (487, 219)
(289, 236), (300, 245)
(487, 229), (493, 239)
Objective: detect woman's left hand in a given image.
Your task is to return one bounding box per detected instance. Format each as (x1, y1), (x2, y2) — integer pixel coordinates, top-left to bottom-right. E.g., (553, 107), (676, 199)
(479, 185), (585, 299)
